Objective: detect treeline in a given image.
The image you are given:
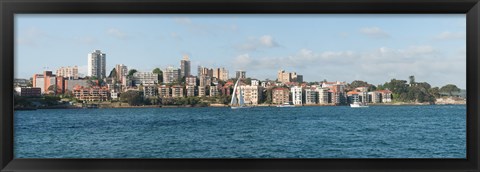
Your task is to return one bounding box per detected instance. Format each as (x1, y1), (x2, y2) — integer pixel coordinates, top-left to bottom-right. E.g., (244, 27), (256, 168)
(119, 90), (231, 106)
(347, 76), (461, 103)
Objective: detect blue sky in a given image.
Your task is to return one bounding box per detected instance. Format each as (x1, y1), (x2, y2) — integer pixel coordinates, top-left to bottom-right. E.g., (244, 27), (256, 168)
(15, 14), (466, 88)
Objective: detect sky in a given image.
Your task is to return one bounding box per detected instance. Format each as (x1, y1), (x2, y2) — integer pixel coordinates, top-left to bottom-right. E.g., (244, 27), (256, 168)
(15, 14), (466, 89)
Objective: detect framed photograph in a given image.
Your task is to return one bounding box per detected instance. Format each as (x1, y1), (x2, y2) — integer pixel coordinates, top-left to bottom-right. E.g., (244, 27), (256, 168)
(1, 0), (479, 171)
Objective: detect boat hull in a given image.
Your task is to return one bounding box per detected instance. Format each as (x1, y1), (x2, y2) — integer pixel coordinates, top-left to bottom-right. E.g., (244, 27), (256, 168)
(350, 104), (369, 108)
(276, 105), (295, 108)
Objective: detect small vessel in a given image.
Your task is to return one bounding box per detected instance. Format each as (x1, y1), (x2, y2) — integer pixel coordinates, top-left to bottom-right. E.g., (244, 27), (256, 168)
(230, 78), (251, 109)
(350, 102), (369, 108)
(276, 102), (295, 108)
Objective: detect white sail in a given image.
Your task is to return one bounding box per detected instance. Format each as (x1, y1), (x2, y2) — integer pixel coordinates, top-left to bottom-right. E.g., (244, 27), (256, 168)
(230, 78), (240, 106)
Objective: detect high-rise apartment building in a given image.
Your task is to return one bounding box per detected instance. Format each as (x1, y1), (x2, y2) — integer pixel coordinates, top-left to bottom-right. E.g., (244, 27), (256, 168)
(277, 70), (302, 83)
(56, 66), (79, 80)
(115, 64), (128, 82)
(180, 55), (191, 79)
(87, 50), (106, 79)
(213, 67), (229, 81)
(236, 70), (246, 79)
(198, 66), (213, 78)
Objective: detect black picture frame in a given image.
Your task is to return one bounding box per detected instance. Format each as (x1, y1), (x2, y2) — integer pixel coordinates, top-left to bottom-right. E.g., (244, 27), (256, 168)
(1, 0), (479, 171)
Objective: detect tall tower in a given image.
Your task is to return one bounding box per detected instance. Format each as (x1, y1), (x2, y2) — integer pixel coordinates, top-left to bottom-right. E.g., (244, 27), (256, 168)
(180, 55), (191, 78)
(87, 50), (106, 79)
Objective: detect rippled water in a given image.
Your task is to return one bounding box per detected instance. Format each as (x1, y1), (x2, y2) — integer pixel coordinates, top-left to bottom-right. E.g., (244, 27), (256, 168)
(14, 105), (466, 158)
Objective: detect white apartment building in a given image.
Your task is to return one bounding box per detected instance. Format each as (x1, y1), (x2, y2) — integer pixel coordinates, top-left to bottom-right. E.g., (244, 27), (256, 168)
(87, 50), (106, 79)
(132, 72), (159, 86)
(291, 86), (303, 105)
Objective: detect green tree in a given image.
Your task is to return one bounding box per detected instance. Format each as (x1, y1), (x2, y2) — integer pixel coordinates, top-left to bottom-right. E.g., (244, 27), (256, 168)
(349, 80), (370, 90)
(120, 90), (144, 106)
(108, 68), (117, 79)
(128, 69), (138, 76)
(152, 68), (163, 82)
(440, 84), (461, 96)
(428, 87), (441, 98)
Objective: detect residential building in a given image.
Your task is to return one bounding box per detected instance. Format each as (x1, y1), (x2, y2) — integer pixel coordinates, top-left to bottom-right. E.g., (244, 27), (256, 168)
(14, 79), (30, 87)
(304, 87), (318, 105)
(239, 85), (262, 105)
(236, 70), (246, 79)
(180, 55), (191, 78)
(14, 87), (41, 97)
(115, 64), (128, 82)
(186, 85), (196, 97)
(378, 90), (393, 103)
(369, 91), (381, 103)
(143, 85), (158, 98)
(186, 75), (197, 86)
(32, 71), (64, 94)
(199, 75), (212, 87)
(251, 79), (260, 86)
(316, 87), (330, 104)
(209, 85), (220, 97)
(277, 70), (302, 83)
(291, 86), (303, 105)
(132, 72), (159, 86)
(73, 86), (109, 101)
(272, 87), (290, 104)
(347, 91), (360, 103)
(198, 66), (213, 78)
(87, 50), (106, 79)
(171, 85), (184, 97)
(158, 85), (171, 98)
(198, 86), (207, 97)
(163, 66), (181, 84)
(56, 66), (79, 79)
(213, 67), (229, 81)
(296, 75), (303, 83)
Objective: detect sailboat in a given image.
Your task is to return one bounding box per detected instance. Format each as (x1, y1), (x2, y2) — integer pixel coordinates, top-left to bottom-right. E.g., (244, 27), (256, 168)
(230, 78), (251, 109)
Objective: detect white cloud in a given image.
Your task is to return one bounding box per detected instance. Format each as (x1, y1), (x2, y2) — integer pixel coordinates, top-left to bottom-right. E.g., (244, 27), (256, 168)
(359, 27), (390, 38)
(236, 35), (280, 52)
(232, 45), (465, 88)
(434, 31), (465, 40)
(106, 28), (128, 40)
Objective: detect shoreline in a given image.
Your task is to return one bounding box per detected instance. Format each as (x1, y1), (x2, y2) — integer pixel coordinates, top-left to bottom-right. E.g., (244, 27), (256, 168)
(15, 102), (466, 110)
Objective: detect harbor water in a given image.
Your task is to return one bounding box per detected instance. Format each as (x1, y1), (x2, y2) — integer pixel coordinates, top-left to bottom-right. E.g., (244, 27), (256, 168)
(14, 105), (466, 158)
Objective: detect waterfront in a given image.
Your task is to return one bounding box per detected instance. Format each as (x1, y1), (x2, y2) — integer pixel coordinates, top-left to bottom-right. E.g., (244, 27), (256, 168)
(14, 105), (466, 158)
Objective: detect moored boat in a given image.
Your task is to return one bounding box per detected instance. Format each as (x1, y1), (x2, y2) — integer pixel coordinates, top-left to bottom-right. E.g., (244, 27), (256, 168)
(350, 102), (369, 108)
